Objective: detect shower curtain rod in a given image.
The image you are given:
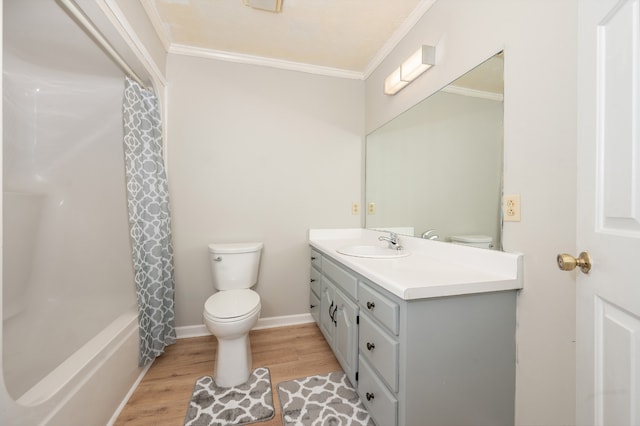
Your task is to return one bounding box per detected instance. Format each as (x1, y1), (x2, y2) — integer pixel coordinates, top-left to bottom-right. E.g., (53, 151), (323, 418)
(58, 0), (147, 89)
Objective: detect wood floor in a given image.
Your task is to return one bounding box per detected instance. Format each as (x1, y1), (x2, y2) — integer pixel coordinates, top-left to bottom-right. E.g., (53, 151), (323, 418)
(115, 323), (340, 425)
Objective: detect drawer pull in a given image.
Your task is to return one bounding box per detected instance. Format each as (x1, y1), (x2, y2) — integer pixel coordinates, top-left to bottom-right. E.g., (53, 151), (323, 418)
(366, 342), (375, 351)
(310, 278), (316, 282)
(311, 256), (317, 260)
(310, 304), (316, 309)
(366, 301), (375, 310)
(366, 392), (375, 401)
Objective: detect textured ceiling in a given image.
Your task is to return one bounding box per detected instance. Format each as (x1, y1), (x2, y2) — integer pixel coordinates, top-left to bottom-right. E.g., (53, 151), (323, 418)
(141, 0), (433, 76)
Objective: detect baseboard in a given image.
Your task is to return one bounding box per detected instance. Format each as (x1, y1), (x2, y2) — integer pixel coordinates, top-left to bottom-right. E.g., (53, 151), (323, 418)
(175, 324), (209, 339)
(253, 313), (315, 330)
(175, 313), (315, 339)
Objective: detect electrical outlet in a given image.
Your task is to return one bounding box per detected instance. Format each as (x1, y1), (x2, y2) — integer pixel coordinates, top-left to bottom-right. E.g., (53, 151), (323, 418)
(368, 202), (376, 215)
(503, 194), (521, 222)
(352, 202), (359, 215)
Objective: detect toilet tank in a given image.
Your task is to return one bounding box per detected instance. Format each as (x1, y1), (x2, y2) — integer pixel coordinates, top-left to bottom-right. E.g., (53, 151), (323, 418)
(450, 235), (493, 249)
(208, 242), (263, 290)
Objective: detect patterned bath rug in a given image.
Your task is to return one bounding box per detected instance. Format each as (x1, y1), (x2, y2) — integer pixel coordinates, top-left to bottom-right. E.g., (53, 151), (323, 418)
(277, 371), (374, 426)
(184, 367), (275, 426)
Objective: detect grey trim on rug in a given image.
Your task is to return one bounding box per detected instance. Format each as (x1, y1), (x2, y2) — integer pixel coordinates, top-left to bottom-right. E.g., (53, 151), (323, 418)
(277, 371), (374, 426)
(184, 367), (275, 426)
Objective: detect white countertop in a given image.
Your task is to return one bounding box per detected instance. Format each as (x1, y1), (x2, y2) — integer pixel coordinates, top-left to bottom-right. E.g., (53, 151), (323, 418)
(309, 228), (523, 300)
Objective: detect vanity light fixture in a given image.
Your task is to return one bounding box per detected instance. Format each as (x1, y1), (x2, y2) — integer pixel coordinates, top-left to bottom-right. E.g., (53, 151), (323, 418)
(384, 45), (437, 95)
(384, 67), (410, 95)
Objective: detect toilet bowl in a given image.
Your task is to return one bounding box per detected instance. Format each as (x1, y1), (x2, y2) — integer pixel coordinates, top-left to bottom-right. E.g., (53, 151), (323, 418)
(203, 289), (261, 387)
(203, 242), (263, 387)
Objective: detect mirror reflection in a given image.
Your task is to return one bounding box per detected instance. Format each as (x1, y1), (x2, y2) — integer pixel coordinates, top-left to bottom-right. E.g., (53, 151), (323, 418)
(366, 52), (504, 249)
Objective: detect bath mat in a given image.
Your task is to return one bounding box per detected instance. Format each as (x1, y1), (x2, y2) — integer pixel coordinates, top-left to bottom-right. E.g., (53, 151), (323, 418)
(277, 371), (374, 426)
(184, 367), (274, 426)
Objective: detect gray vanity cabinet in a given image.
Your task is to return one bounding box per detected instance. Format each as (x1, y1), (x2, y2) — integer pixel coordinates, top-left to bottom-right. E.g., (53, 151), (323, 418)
(309, 247), (517, 426)
(310, 249), (359, 386)
(358, 277), (517, 426)
(309, 262), (321, 324)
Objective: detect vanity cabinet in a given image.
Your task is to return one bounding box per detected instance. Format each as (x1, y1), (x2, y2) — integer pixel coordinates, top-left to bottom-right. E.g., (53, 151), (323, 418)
(310, 249), (359, 385)
(309, 258), (321, 324)
(309, 247), (517, 426)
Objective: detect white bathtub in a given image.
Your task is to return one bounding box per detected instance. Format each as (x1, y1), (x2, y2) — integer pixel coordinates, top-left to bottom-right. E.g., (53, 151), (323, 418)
(4, 308), (143, 425)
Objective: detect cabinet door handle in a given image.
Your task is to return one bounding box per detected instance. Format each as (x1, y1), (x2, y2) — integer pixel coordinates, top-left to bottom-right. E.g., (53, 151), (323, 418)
(310, 278), (316, 283)
(311, 256), (317, 260)
(330, 305), (338, 325)
(310, 304), (316, 309)
(328, 301), (334, 318)
(366, 301), (375, 310)
(366, 342), (375, 351)
(366, 392), (375, 401)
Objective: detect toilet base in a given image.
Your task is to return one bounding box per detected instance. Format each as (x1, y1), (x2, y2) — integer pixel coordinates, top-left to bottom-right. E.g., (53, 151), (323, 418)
(214, 333), (252, 387)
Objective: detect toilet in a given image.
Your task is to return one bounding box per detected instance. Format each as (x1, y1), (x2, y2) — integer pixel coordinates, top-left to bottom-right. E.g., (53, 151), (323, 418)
(203, 242), (263, 387)
(450, 235), (493, 249)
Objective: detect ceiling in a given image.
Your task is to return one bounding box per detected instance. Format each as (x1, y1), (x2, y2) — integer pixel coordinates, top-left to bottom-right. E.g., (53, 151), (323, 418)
(141, 0), (435, 78)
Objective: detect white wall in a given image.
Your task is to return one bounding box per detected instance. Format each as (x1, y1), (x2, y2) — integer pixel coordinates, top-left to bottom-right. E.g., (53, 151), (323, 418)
(166, 55), (364, 326)
(366, 1), (578, 424)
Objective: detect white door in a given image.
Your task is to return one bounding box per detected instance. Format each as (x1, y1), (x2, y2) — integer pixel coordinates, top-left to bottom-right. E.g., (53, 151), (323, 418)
(575, 0), (640, 424)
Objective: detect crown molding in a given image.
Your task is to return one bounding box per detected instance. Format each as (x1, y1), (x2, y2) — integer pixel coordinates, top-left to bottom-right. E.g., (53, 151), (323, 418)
(141, 0), (436, 80)
(169, 44), (364, 79)
(363, 0), (438, 79)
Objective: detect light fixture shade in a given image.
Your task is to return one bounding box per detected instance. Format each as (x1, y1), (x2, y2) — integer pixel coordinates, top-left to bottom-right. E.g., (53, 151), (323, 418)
(400, 45), (436, 82)
(384, 67), (409, 95)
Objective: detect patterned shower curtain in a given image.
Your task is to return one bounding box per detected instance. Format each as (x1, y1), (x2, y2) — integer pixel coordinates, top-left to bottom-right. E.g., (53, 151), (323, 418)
(123, 77), (176, 366)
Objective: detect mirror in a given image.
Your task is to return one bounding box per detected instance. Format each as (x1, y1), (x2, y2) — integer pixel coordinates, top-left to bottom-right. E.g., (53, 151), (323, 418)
(366, 52), (504, 249)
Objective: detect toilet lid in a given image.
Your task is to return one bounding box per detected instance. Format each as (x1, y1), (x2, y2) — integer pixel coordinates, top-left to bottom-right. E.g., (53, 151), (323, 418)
(204, 289), (260, 319)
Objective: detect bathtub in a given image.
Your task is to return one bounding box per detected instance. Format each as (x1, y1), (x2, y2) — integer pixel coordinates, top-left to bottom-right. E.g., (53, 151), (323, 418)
(4, 308), (143, 425)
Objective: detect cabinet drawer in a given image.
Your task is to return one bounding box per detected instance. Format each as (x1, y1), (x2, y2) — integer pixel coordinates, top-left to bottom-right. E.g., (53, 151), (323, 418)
(359, 313), (398, 392)
(323, 257), (357, 299)
(309, 291), (320, 324)
(358, 355), (397, 426)
(310, 266), (321, 296)
(310, 249), (322, 270)
(359, 282), (399, 335)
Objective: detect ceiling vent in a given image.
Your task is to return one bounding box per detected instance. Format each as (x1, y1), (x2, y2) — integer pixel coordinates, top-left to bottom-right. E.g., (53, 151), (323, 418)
(243, 0), (282, 13)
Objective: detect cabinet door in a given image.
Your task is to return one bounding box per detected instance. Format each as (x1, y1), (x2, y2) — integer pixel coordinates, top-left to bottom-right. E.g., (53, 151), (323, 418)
(334, 287), (359, 386)
(319, 278), (335, 344)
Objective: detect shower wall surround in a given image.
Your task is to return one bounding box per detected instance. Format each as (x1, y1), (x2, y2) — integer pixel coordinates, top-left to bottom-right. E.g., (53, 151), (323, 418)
(3, 0), (136, 401)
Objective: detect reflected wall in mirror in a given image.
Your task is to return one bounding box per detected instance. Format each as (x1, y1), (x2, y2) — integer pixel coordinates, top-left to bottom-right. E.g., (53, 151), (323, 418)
(366, 52), (504, 249)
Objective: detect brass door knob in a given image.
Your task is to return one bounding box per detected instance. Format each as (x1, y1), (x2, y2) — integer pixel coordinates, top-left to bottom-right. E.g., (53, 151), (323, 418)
(557, 252), (591, 274)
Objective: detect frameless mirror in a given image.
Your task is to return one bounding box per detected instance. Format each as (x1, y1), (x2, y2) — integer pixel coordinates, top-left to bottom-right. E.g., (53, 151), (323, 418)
(366, 52), (504, 249)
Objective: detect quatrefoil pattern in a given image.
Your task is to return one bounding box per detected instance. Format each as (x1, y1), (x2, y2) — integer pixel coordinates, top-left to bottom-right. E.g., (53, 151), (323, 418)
(123, 77), (176, 366)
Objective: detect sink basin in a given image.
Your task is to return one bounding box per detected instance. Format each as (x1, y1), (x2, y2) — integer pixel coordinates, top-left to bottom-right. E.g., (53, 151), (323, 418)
(336, 245), (410, 259)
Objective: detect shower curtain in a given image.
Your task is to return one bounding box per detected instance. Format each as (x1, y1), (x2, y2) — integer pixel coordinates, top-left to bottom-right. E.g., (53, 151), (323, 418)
(123, 77), (176, 366)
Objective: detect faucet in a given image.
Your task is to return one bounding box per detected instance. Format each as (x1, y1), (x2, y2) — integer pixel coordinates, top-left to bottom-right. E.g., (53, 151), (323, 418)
(378, 231), (402, 250)
(421, 229), (439, 240)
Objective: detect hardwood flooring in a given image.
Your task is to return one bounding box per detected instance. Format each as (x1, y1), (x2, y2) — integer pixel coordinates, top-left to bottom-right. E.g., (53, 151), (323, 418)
(115, 323), (340, 425)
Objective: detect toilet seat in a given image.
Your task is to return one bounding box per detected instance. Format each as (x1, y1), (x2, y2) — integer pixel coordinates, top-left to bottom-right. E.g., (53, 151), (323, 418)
(204, 289), (260, 322)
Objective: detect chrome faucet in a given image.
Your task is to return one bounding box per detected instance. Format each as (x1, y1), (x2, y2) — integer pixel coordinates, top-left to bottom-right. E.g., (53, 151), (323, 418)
(421, 229), (439, 240)
(378, 231), (402, 250)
